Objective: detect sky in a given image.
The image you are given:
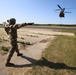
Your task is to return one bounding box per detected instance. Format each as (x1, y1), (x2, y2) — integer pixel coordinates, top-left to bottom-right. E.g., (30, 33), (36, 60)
(0, 0), (76, 24)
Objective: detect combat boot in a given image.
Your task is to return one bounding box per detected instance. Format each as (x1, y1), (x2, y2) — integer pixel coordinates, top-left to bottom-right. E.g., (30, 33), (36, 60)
(17, 53), (23, 56)
(5, 62), (14, 67)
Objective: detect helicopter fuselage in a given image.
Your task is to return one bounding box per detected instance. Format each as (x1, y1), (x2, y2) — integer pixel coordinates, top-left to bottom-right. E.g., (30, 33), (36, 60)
(59, 10), (65, 17)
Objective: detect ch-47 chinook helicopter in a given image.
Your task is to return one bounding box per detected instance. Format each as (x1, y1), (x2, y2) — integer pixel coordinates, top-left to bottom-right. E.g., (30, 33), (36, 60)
(55, 5), (71, 18)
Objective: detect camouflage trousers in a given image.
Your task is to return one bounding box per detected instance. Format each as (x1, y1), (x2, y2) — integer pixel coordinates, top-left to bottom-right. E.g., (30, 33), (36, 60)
(7, 38), (19, 62)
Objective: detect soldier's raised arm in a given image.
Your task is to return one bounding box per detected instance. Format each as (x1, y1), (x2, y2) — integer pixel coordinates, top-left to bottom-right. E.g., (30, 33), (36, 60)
(16, 23), (28, 29)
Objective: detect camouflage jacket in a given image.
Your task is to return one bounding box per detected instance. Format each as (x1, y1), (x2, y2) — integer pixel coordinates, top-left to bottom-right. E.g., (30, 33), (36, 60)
(3, 23), (27, 39)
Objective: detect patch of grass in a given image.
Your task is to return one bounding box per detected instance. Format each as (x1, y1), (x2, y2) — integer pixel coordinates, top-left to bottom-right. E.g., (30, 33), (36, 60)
(33, 33), (62, 36)
(21, 37), (25, 39)
(43, 36), (76, 63)
(1, 46), (9, 52)
(17, 41), (31, 45)
(25, 36), (76, 75)
(26, 34), (38, 38)
(25, 42), (31, 45)
(0, 38), (3, 42)
(17, 41), (25, 44)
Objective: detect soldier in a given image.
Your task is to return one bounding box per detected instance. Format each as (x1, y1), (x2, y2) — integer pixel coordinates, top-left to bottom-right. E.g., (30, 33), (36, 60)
(3, 18), (28, 67)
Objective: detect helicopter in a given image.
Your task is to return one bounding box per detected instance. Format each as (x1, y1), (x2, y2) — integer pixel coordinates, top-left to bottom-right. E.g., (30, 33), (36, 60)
(55, 5), (71, 18)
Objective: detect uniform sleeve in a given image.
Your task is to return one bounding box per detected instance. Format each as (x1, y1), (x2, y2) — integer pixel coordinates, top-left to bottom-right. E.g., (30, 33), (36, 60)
(15, 23), (27, 29)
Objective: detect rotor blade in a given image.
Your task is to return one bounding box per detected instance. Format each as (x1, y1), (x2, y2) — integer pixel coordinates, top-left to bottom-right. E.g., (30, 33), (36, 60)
(65, 8), (74, 9)
(65, 11), (71, 13)
(54, 9), (60, 11)
(57, 5), (62, 9)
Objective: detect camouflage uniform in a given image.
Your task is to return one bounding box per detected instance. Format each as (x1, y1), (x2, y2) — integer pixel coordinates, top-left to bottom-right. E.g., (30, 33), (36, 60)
(3, 18), (27, 65)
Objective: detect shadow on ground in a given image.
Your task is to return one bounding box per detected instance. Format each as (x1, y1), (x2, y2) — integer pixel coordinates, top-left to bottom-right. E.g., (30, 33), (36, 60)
(13, 55), (76, 70)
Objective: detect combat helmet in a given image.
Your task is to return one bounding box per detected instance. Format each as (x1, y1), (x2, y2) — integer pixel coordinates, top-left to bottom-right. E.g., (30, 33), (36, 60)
(7, 18), (16, 25)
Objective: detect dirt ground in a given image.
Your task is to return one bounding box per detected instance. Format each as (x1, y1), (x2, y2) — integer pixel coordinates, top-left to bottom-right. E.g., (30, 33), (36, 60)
(0, 28), (74, 75)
